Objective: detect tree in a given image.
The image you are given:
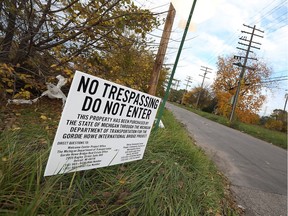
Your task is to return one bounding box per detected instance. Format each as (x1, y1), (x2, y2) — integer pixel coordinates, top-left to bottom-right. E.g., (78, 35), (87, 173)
(268, 109), (287, 132)
(93, 44), (168, 95)
(182, 86), (214, 109)
(168, 89), (185, 103)
(264, 119), (283, 131)
(0, 0), (159, 98)
(202, 97), (217, 113)
(212, 55), (271, 124)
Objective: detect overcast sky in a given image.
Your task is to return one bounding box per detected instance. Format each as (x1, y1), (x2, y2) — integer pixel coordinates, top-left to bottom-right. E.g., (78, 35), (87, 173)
(135, 0), (288, 116)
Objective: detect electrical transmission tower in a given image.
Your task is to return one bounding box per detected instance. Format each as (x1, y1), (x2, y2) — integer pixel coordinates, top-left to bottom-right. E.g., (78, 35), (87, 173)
(196, 66), (212, 108)
(230, 24), (264, 122)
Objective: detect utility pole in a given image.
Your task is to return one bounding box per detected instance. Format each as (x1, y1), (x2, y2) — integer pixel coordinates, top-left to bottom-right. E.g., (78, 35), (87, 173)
(173, 79), (180, 90)
(181, 76), (193, 104)
(148, 3), (176, 96)
(155, 0), (198, 129)
(195, 66), (212, 108)
(229, 24), (264, 122)
(263, 106), (268, 116)
(184, 76), (193, 91)
(284, 93), (288, 111)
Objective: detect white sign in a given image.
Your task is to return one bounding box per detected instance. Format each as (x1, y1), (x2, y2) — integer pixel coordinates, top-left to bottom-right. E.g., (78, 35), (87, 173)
(44, 71), (161, 176)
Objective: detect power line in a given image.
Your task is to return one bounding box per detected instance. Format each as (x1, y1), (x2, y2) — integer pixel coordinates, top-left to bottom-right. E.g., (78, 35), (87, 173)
(261, 78), (288, 83)
(196, 66), (212, 108)
(272, 70), (288, 74)
(230, 24), (264, 122)
(206, 31), (241, 65)
(266, 22), (288, 34)
(246, 0), (278, 23)
(150, 3), (170, 11)
(206, 0), (285, 65)
(207, 0), (287, 66)
(147, 32), (198, 43)
(184, 76), (193, 91)
(250, 0), (287, 25)
(261, 75), (288, 82)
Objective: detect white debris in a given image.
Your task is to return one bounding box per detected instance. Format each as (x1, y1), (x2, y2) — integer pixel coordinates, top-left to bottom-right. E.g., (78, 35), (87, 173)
(31, 98), (39, 103)
(7, 99), (33, 105)
(41, 75), (67, 106)
(154, 118), (165, 128)
(7, 75), (67, 107)
(159, 120), (165, 128)
(237, 205), (245, 211)
(56, 75), (67, 88)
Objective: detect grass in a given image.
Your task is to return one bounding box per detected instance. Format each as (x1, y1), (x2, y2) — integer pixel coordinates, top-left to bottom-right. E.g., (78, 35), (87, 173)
(0, 99), (240, 215)
(177, 104), (287, 149)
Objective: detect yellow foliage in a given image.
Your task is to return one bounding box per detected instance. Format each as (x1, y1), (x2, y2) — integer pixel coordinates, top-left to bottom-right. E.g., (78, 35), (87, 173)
(14, 90), (31, 99)
(214, 91), (231, 117)
(24, 84), (33, 89)
(6, 89), (14, 93)
(40, 115), (48, 120)
(19, 73), (32, 80)
(265, 119), (283, 131)
(0, 63), (15, 90)
(11, 127), (21, 131)
(1, 63), (14, 73)
(63, 68), (73, 76)
(0, 63), (37, 99)
(182, 90), (197, 105)
(213, 55), (271, 122)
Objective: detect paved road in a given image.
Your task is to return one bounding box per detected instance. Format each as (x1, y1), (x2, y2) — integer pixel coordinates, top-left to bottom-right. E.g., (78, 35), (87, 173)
(166, 103), (287, 216)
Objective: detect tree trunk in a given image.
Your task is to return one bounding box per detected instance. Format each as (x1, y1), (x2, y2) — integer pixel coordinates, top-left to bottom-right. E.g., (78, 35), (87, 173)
(0, 0), (17, 62)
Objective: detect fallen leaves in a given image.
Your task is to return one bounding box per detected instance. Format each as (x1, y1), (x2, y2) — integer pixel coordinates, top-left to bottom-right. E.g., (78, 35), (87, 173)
(119, 179), (126, 184)
(11, 126), (21, 131)
(40, 115), (48, 120)
(39, 138), (48, 144)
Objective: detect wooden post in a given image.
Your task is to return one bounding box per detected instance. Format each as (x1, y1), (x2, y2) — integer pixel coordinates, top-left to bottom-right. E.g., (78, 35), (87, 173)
(148, 3), (176, 96)
(155, 0), (198, 129)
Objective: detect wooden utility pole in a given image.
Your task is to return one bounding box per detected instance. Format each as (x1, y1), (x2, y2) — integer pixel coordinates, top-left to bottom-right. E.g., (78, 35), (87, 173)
(181, 76), (193, 104)
(195, 66), (211, 108)
(172, 79), (180, 90)
(284, 93), (288, 111)
(148, 3), (176, 96)
(184, 76), (193, 91)
(230, 24), (264, 122)
(155, 0), (198, 129)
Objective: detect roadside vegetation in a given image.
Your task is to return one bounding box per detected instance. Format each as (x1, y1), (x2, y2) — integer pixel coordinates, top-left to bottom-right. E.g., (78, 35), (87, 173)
(168, 54), (286, 150)
(175, 103), (287, 149)
(0, 99), (240, 215)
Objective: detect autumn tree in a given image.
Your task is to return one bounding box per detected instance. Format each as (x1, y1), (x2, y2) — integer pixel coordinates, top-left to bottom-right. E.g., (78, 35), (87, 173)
(168, 89), (185, 103)
(212, 55), (271, 124)
(0, 0), (159, 99)
(182, 86), (214, 110)
(92, 43), (168, 95)
(262, 109), (287, 132)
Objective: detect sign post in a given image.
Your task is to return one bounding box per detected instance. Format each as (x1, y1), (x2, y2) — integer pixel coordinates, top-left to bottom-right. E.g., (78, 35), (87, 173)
(44, 71), (160, 176)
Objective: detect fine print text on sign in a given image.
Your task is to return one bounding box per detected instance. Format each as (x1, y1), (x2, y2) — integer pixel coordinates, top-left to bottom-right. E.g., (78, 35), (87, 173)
(44, 71), (161, 176)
